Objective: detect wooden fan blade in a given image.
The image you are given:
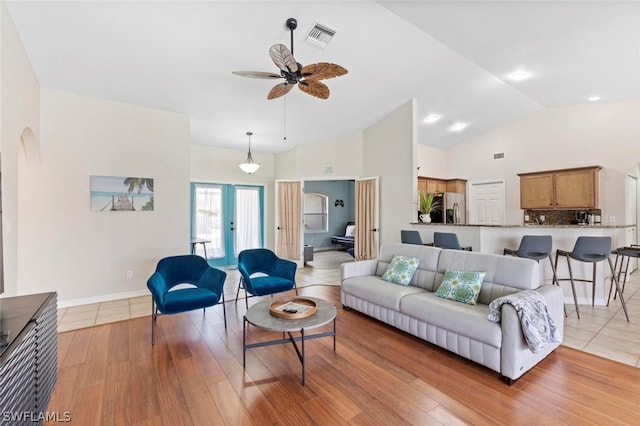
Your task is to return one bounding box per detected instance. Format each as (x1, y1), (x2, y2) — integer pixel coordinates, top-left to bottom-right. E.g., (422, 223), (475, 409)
(232, 71), (282, 79)
(269, 44), (299, 73)
(298, 80), (330, 99)
(268, 82), (295, 100)
(301, 62), (348, 81)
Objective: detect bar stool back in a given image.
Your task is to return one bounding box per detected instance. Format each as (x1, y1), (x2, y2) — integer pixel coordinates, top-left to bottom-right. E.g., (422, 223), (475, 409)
(401, 230), (425, 245)
(504, 235), (557, 280)
(555, 236), (629, 321)
(433, 232), (472, 251)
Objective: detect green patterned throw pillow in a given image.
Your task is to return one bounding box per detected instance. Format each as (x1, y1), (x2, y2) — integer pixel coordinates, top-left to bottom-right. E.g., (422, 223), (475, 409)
(434, 269), (486, 305)
(381, 255), (421, 286)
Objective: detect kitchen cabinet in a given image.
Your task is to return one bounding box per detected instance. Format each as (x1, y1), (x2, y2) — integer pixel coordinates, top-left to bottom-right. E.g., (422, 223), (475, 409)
(417, 177), (446, 194)
(418, 177), (465, 194)
(518, 166), (601, 209)
(446, 179), (467, 194)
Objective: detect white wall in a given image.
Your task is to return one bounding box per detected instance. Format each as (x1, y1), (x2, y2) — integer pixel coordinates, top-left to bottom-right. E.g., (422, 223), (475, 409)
(0, 1), (40, 296)
(18, 89), (190, 306)
(274, 132), (363, 180)
(441, 100), (640, 224)
(363, 99), (416, 245)
(417, 144), (447, 178)
(190, 143), (276, 250)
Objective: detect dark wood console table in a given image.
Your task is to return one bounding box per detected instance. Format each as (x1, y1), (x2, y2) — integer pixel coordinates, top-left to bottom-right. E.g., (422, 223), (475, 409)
(0, 292), (58, 422)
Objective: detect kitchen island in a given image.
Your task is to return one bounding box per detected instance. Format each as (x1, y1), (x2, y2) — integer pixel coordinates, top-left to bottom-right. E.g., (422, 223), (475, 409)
(407, 223), (637, 306)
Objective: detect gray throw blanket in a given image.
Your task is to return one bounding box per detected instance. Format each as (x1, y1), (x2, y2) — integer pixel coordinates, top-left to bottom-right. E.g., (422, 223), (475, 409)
(488, 290), (561, 353)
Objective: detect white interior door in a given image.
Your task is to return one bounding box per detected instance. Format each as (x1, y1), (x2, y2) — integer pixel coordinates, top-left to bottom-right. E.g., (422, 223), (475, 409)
(469, 180), (505, 225)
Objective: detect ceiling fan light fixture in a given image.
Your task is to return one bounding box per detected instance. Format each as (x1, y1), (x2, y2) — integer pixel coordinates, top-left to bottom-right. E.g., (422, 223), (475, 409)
(239, 131), (260, 174)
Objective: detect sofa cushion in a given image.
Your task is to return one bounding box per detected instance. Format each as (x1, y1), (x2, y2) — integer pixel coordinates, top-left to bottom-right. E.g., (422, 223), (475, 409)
(381, 255), (421, 286)
(376, 243), (441, 290)
(434, 269), (486, 305)
(342, 276), (426, 311)
(435, 250), (540, 305)
(400, 292), (502, 348)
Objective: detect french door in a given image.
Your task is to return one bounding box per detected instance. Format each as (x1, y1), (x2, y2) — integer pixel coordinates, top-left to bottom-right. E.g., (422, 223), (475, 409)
(191, 183), (264, 266)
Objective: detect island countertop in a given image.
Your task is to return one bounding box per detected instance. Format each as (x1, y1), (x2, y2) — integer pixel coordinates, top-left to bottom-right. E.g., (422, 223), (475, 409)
(410, 223), (634, 229)
(404, 223), (637, 306)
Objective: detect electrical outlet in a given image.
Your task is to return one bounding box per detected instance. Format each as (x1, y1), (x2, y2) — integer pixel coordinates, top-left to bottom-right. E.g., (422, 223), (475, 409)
(524, 214), (530, 222)
(126, 270), (133, 279)
(540, 215), (545, 222)
(609, 216), (616, 226)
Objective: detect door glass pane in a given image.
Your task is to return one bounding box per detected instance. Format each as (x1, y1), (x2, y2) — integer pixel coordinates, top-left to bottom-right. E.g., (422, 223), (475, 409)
(193, 184), (225, 259)
(235, 187), (261, 255)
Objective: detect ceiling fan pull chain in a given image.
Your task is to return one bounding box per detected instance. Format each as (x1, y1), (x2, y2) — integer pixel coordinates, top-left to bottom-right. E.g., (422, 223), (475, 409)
(283, 93), (287, 141)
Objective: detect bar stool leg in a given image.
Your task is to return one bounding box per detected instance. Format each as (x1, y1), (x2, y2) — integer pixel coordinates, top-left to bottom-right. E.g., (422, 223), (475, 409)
(548, 255), (567, 317)
(607, 257), (630, 322)
(591, 262), (597, 307)
(564, 255), (580, 319)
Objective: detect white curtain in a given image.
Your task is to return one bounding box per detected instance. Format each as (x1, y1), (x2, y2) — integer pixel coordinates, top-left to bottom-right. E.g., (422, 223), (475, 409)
(234, 186), (261, 255)
(193, 184), (224, 258)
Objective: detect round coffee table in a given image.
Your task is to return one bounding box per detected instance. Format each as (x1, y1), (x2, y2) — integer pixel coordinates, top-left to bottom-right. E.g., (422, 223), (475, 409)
(243, 296), (337, 385)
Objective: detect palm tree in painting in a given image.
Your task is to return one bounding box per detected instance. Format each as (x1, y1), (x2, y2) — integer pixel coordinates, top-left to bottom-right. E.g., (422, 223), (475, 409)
(123, 177), (154, 194)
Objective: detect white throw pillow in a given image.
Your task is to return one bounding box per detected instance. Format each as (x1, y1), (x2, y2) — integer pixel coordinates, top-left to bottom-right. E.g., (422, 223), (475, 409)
(345, 224), (355, 237)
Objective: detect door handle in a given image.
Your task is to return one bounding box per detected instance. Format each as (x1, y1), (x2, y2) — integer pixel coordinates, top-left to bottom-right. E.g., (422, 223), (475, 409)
(372, 228), (378, 232)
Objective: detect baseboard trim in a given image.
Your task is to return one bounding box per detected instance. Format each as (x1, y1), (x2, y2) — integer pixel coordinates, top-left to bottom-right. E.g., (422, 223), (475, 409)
(58, 289), (150, 309)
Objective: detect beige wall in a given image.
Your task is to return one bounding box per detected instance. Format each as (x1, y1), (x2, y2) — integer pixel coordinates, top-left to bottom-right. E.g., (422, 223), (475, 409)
(18, 89), (190, 306)
(1, 1), (41, 296)
(363, 99), (416, 245)
(420, 100), (640, 225)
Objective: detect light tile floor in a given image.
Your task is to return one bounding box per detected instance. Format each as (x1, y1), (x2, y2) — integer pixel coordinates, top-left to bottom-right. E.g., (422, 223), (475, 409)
(56, 251), (640, 368)
(56, 250), (351, 333)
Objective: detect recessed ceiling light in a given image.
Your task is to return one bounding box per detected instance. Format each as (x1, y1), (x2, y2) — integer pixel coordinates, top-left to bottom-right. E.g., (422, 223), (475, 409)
(424, 114), (441, 124)
(449, 122), (468, 132)
(508, 71), (530, 81)
(587, 95), (601, 102)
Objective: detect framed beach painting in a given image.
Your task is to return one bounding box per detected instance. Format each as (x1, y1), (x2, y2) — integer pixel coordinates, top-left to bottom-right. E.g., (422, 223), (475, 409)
(90, 175), (154, 212)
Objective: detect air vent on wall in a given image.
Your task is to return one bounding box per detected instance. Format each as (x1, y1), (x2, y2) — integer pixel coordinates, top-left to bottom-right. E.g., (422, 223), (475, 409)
(303, 22), (337, 49)
(493, 153), (505, 159)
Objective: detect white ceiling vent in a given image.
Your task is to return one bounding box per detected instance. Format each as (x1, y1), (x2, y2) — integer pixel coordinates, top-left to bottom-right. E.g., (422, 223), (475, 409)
(303, 22), (337, 49)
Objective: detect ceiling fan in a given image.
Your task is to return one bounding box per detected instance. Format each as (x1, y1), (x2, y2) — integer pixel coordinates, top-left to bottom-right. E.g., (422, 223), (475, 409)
(232, 18), (348, 100)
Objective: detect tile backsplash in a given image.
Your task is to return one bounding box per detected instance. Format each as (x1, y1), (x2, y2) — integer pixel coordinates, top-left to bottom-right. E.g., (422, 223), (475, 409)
(523, 209), (602, 225)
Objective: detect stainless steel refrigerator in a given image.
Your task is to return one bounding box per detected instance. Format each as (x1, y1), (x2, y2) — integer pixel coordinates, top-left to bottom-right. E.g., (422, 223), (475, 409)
(444, 192), (465, 224)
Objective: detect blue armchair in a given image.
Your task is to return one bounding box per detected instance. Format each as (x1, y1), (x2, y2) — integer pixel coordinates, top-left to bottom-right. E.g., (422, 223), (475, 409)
(147, 255), (227, 344)
(236, 248), (298, 308)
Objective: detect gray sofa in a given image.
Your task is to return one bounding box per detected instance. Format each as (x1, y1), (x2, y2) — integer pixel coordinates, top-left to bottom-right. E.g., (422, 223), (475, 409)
(341, 243), (564, 383)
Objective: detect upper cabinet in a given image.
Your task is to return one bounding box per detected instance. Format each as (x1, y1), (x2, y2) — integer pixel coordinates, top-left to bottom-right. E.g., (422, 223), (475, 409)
(518, 166), (602, 209)
(418, 177), (466, 194)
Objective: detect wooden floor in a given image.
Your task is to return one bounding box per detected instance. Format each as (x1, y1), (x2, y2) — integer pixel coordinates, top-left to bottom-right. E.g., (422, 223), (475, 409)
(46, 285), (640, 425)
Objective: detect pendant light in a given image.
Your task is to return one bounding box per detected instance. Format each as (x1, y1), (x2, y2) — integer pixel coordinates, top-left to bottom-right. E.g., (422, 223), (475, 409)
(238, 131), (260, 174)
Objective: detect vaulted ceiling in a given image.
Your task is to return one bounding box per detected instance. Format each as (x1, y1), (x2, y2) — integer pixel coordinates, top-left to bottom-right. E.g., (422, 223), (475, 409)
(6, 1), (640, 154)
